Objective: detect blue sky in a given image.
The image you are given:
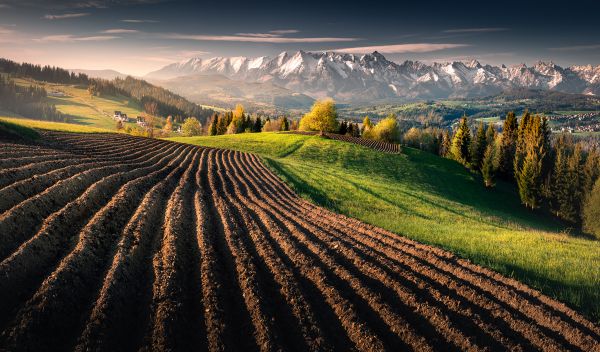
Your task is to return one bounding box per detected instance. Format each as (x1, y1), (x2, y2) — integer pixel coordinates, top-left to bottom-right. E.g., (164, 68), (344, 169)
(1, 0), (599, 75)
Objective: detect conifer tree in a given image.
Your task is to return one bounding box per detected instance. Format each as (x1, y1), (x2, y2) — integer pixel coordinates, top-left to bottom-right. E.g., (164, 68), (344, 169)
(583, 178), (600, 239)
(439, 130), (451, 157)
(517, 149), (542, 209)
(514, 111), (532, 175)
(352, 123), (360, 137)
(347, 122), (354, 136)
(208, 114), (218, 136)
(280, 116), (290, 131)
(485, 123), (496, 146)
(481, 142), (498, 187)
(450, 116), (471, 165)
(550, 138), (569, 216)
(339, 120), (347, 135)
(253, 116), (262, 132)
(514, 114), (549, 209)
(470, 122), (487, 171)
(497, 112), (518, 178)
(582, 148), (600, 194)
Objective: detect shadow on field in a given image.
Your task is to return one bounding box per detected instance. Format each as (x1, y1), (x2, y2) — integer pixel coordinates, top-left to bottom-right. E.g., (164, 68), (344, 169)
(263, 157), (340, 213)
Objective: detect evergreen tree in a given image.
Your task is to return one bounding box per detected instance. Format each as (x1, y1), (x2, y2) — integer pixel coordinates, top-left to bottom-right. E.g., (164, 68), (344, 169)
(550, 138), (569, 217)
(450, 116), (471, 165)
(439, 130), (451, 157)
(514, 111), (532, 175)
(514, 114), (549, 209)
(280, 116), (290, 131)
(208, 113), (218, 136)
(517, 149), (543, 209)
(253, 116), (262, 132)
(347, 122), (354, 136)
(481, 142), (498, 187)
(352, 123), (360, 137)
(470, 122), (487, 171)
(583, 178), (600, 239)
(339, 120), (348, 135)
(485, 124), (496, 146)
(497, 112), (519, 178)
(582, 148), (600, 194)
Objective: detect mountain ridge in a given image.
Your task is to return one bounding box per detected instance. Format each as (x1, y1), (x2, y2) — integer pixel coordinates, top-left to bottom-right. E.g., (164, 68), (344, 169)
(146, 51), (600, 103)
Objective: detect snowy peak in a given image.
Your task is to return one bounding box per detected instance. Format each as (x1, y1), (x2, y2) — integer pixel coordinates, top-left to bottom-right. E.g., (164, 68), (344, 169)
(146, 51), (600, 102)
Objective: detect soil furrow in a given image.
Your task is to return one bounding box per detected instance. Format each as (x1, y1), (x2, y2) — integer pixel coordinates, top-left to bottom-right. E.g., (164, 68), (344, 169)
(75, 149), (198, 352)
(218, 149), (332, 352)
(147, 148), (206, 351)
(0, 145), (194, 351)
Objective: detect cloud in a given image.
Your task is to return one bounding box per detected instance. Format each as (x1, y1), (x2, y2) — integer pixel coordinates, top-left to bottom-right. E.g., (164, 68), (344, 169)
(269, 29), (299, 35)
(5, 0), (166, 9)
(549, 44), (600, 51)
(102, 28), (140, 34)
(35, 34), (119, 42)
(442, 28), (508, 33)
(43, 12), (89, 20)
(164, 33), (359, 43)
(332, 43), (470, 54)
(121, 19), (159, 23)
(0, 4), (11, 8)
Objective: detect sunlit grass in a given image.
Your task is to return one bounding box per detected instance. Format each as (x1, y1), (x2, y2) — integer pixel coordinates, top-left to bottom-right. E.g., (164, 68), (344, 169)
(0, 116), (114, 133)
(169, 132), (600, 322)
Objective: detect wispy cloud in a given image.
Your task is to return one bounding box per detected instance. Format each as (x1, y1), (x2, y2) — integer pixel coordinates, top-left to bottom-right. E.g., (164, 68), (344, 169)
(442, 28), (508, 33)
(0, 4), (11, 8)
(43, 12), (89, 20)
(121, 19), (159, 23)
(549, 44), (600, 51)
(6, 0), (166, 9)
(269, 29), (299, 35)
(35, 34), (119, 42)
(332, 43), (469, 54)
(101, 28), (140, 34)
(164, 33), (359, 43)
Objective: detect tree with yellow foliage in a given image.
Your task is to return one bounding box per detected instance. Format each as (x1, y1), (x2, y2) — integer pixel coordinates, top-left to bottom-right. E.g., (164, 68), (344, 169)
(299, 99), (338, 133)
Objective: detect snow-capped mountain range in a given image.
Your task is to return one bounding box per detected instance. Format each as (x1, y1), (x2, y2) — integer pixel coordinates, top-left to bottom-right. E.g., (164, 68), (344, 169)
(146, 51), (600, 102)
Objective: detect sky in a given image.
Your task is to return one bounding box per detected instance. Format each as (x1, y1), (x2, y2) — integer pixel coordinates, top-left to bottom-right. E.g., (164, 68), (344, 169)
(0, 0), (599, 76)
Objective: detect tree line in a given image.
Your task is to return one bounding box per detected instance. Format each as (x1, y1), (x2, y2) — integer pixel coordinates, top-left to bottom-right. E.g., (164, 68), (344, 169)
(415, 112), (600, 237)
(0, 76), (65, 122)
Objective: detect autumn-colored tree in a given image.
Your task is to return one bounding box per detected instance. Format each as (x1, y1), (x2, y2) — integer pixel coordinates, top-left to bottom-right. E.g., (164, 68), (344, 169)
(181, 117), (202, 136)
(299, 99), (338, 133)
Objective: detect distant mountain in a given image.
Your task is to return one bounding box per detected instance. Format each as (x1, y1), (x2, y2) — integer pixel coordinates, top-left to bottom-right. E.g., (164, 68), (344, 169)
(148, 73), (314, 110)
(146, 51), (600, 103)
(70, 69), (129, 80)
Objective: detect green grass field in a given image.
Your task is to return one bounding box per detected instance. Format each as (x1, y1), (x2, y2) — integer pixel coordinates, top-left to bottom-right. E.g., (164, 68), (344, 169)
(12, 78), (145, 130)
(169, 132), (600, 322)
(0, 116), (114, 134)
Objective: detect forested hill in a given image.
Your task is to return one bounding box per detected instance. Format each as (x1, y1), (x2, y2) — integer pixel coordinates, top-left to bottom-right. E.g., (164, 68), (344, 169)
(0, 58), (216, 124)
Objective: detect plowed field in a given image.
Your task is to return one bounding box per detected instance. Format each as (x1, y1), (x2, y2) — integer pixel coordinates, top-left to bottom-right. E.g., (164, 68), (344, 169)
(0, 131), (598, 351)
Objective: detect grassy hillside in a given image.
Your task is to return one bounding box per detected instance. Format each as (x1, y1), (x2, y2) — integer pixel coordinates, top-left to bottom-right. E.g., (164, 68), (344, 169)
(169, 132), (600, 322)
(0, 116), (114, 133)
(12, 77), (144, 130)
